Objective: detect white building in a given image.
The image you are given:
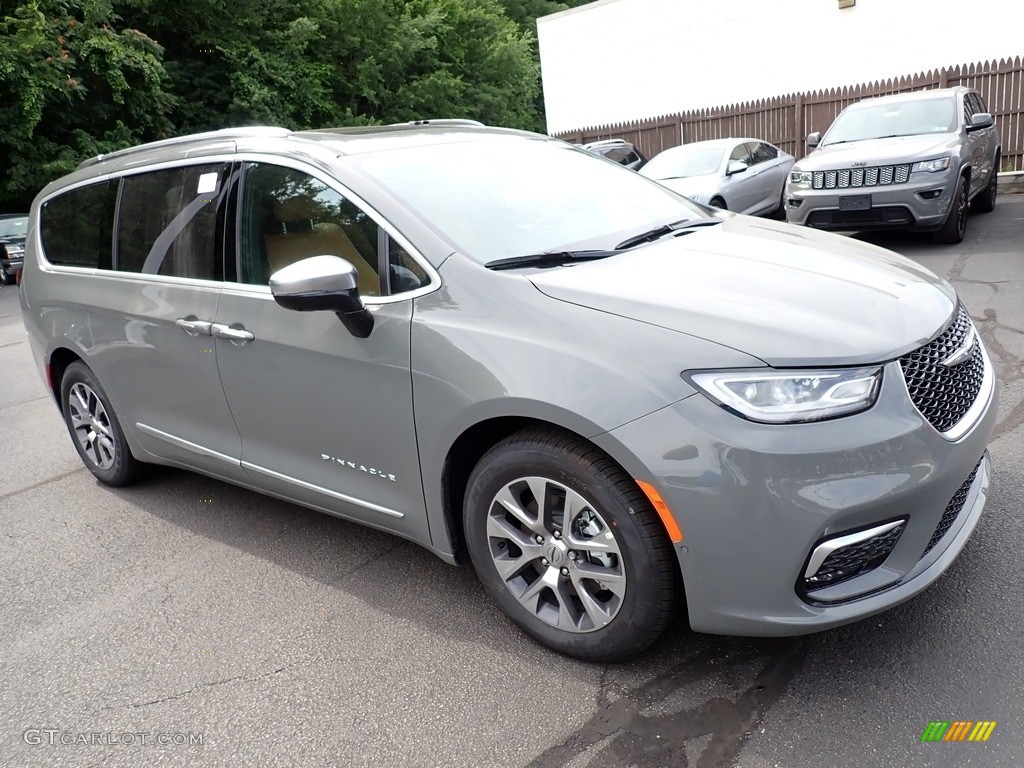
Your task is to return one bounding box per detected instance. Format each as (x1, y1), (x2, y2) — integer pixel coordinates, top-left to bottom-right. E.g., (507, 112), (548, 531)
(538, 0), (1022, 135)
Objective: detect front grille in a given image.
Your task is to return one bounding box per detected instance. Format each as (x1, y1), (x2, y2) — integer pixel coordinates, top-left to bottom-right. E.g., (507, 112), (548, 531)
(812, 164), (911, 190)
(921, 458), (983, 559)
(804, 522), (905, 590)
(899, 305), (985, 433)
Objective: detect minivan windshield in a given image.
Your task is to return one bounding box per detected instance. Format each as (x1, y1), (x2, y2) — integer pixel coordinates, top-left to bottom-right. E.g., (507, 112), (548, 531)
(351, 137), (702, 263)
(823, 96), (957, 146)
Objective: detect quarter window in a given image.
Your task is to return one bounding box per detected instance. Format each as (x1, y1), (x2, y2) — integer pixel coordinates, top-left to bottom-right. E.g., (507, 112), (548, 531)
(40, 181), (117, 268)
(116, 163), (230, 279)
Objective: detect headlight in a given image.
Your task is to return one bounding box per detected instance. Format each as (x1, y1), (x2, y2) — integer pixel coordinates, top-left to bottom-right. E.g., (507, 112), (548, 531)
(789, 170), (812, 188)
(687, 193), (708, 204)
(688, 367), (882, 424)
(911, 157), (951, 173)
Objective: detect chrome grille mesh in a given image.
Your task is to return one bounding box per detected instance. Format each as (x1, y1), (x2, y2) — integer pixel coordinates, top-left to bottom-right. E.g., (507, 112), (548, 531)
(812, 164), (911, 189)
(899, 306), (984, 433)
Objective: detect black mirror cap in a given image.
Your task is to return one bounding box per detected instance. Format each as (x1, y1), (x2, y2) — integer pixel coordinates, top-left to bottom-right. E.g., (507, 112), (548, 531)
(807, 132), (821, 148)
(967, 112), (994, 131)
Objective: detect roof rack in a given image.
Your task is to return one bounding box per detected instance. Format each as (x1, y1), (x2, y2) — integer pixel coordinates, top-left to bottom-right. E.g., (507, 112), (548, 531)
(401, 119), (485, 127)
(77, 126), (292, 170)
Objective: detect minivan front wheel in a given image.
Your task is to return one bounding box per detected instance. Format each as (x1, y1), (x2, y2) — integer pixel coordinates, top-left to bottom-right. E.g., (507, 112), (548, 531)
(61, 362), (145, 487)
(463, 428), (679, 661)
(935, 175), (969, 244)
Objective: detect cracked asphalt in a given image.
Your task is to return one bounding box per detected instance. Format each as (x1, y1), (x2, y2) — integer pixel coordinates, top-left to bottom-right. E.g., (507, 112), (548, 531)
(1, 199), (1022, 768)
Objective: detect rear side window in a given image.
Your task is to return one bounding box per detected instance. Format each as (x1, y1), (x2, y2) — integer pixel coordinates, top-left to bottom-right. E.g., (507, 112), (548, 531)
(40, 181), (117, 268)
(117, 163), (230, 279)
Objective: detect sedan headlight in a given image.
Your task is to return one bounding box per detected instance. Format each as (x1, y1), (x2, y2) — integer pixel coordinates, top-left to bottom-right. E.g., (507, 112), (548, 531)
(911, 157), (951, 173)
(688, 367), (882, 424)
(789, 169), (812, 188)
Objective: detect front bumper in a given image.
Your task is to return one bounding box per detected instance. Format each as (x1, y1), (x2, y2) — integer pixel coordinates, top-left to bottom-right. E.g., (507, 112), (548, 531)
(785, 171), (957, 232)
(595, 356), (997, 637)
(1, 255), (23, 277)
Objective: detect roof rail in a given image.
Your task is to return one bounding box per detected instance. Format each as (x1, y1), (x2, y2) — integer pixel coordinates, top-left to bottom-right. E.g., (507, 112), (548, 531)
(77, 126), (292, 170)
(401, 119), (485, 127)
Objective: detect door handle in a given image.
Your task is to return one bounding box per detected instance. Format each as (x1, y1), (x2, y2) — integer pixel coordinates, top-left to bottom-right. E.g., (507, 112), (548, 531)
(175, 317), (213, 336)
(211, 323), (255, 345)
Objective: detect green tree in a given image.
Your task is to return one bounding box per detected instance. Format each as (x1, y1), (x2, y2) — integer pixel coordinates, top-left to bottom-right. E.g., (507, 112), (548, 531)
(0, 0), (173, 209)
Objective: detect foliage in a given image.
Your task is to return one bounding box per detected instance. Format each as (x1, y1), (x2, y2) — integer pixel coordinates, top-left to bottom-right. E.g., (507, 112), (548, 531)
(0, 0), (173, 208)
(0, 0), (574, 209)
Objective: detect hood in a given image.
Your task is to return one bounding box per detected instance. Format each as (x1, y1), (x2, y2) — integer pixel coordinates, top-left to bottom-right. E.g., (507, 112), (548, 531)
(528, 216), (956, 367)
(799, 134), (959, 169)
(651, 174), (719, 200)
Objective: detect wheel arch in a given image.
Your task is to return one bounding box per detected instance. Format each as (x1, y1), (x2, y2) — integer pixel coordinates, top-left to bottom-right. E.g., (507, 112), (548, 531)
(439, 416), (674, 567)
(46, 346), (85, 414)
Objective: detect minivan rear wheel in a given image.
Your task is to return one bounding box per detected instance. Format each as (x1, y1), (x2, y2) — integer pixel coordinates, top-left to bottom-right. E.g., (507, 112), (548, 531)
(463, 427), (679, 661)
(61, 362), (145, 487)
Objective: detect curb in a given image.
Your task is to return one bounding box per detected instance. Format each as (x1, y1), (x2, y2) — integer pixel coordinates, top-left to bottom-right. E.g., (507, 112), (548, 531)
(998, 171), (1024, 197)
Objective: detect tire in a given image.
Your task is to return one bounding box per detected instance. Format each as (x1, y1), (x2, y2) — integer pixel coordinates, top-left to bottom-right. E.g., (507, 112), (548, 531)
(971, 158), (998, 214)
(0, 262), (11, 286)
(709, 196), (727, 210)
(934, 174), (969, 244)
(60, 361), (145, 486)
(463, 427), (680, 662)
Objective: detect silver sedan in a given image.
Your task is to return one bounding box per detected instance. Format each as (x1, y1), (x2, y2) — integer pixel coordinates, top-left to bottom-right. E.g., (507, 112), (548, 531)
(640, 138), (795, 216)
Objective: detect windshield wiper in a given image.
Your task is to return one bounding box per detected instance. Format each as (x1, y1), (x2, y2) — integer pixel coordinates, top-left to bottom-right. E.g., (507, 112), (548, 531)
(614, 218), (721, 250)
(485, 250), (616, 271)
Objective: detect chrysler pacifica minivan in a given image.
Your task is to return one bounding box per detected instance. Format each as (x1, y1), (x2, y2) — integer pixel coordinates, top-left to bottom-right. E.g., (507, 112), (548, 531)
(20, 123), (996, 661)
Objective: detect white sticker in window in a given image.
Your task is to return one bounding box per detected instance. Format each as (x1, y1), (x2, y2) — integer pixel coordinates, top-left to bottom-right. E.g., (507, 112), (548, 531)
(196, 172), (218, 194)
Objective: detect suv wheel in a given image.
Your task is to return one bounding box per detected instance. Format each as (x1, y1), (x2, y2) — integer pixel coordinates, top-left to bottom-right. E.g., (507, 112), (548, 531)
(463, 427), (679, 662)
(971, 159), (998, 214)
(935, 175), (969, 244)
(0, 262), (11, 285)
(60, 362), (146, 486)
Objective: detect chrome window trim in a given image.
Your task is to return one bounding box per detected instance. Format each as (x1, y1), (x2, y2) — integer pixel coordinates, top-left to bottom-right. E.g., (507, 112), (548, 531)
(36, 262), (224, 290)
(241, 461), (405, 519)
(804, 519), (905, 579)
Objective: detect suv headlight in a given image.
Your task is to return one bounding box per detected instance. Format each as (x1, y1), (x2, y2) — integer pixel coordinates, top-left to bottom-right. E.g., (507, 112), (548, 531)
(688, 367), (882, 424)
(789, 169), (812, 188)
(911, 157), (951, 173)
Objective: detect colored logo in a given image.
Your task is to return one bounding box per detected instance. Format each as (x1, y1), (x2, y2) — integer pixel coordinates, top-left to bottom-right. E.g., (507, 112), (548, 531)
(921, 721), (997, 742)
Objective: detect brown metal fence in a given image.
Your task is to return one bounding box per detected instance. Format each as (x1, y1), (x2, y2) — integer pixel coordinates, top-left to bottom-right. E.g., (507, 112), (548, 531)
(554, 57), (1024, 171)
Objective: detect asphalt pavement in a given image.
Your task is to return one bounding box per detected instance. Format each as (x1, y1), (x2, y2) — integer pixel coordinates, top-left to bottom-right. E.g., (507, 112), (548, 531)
(1, 199), (1022, 768)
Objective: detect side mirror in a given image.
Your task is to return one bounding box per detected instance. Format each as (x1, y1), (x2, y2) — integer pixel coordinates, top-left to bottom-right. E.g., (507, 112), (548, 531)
(967, 112), (994, 131)
(726, 160), (748, 176)
(270, 255), (374, 338)
(807, 132), (821, 148)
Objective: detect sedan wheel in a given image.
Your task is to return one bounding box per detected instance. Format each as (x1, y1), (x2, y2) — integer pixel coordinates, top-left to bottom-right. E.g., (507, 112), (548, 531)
(464, 427), (679, 661)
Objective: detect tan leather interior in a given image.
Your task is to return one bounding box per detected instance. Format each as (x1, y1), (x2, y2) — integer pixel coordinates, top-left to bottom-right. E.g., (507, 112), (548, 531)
(263, 195), (379, 295)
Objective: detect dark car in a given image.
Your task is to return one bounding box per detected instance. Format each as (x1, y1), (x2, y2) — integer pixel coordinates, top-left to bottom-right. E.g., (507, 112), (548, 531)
(0, 214), (29, 284)
(582, 139), (647, 170)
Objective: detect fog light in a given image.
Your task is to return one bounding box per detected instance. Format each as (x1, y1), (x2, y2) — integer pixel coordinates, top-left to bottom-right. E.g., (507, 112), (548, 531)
(918, 189), (943, 200)
(787, 199), (803, 208)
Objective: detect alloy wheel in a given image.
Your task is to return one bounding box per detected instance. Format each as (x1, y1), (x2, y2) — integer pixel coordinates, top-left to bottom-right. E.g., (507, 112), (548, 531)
(485, 476), (626, 633)
(67, 382), (116, 470)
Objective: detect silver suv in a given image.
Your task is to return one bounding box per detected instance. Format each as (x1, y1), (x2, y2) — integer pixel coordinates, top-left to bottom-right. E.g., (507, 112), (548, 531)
(20, 123), (996, 661)
(786, 87), (1000, 243)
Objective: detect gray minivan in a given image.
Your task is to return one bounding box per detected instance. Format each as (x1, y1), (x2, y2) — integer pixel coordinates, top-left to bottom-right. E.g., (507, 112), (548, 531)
(20, 123), (997, 661)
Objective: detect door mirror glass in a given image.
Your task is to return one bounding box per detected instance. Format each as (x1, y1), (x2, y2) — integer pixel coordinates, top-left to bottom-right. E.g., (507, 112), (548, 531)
(270, 255), (374, 338)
